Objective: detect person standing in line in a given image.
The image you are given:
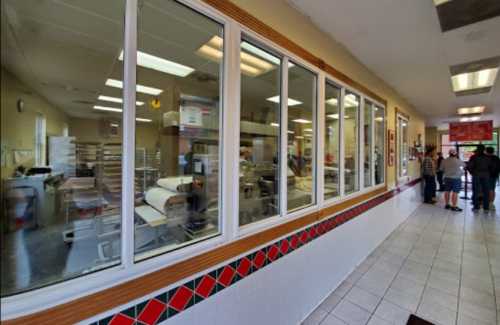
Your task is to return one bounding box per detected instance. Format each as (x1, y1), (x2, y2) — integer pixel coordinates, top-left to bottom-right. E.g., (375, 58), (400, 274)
(436, 152), (444, 191)
(468, 144), (493, 211)
(440, 149), (465, 211)
(422, 148), (437, 204)
(486, 147), (500, 210)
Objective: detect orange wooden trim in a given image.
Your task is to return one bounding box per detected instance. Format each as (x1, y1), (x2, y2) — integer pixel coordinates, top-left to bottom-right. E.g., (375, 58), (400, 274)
(202, 0), (387, 106)
(4, 186), (387, 325)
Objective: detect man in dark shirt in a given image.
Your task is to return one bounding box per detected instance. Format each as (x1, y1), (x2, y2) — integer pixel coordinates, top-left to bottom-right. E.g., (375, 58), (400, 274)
(468, 145), (494, 211)
(436, 152), (444, 191)
(486, 147), (500, 209)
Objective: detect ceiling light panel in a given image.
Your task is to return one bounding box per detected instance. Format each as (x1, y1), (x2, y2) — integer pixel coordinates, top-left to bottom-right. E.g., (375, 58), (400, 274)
(98, 95), (144, 106)
(460, 116), (480, 122)
(292, 119), (311, 124)
(434, 0), (452, 6)
(119, 50), (194, 77)
(94, 105), (122, 113)
(451, 68), (498, 92)
(105, 79), (163, 96)
(456, 106), (485, 115)
(266, 96), (302, 106)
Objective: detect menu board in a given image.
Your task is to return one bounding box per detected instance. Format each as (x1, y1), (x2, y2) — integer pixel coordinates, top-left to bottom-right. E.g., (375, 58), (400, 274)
(449, 120), (493, 142)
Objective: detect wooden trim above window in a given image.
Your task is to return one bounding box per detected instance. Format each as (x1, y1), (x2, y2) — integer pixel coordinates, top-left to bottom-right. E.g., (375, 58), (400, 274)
(202, 0), (387, 107)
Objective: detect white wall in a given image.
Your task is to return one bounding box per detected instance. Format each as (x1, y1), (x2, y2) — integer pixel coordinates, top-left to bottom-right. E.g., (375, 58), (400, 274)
(154, 186), (422, 325)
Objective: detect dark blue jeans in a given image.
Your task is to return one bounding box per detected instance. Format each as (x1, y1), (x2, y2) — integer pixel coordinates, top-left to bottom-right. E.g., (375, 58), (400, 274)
(472, 176), (490, 210)
(423, 175), (436, 203)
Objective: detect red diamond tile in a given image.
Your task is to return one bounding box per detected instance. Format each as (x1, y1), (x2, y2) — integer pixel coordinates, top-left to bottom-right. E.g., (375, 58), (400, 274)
(195, 275), (216, 298)
(280, 239), (290, 254)
(236, 257), (251, 277)
(300, 230), (308, 243)
(267, 244), (279, 261)
(290, 235), (299, 249)
(318, 223), (325, 234)
(253, 250), (266, 269)
(169, 286), (193, 312)
(218, 265), (236, 287)
(109, 313), (135, 325)
(308, 227), (316, 239)
(137, 299), (166, 325)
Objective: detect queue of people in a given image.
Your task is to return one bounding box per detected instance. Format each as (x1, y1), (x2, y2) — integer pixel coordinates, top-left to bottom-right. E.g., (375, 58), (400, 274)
(422, 145), (500, 212)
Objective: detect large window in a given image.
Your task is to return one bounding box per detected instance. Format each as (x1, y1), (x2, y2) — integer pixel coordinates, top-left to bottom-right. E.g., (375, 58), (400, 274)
(239, 40), (281, 226)
(363, 100), (373, 188)
(324, 82), (341, 200)
(133, 0), (223, 259)
(343, 91), (360, 195)
(287, 63), (316, 212)
(374, 106), (385, 184)
(1, 0), (125, 296)
(397, 115), (409, 178)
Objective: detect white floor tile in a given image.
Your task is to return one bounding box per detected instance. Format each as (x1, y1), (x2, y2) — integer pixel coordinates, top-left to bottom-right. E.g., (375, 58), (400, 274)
(344, 286), (382, 313)
(332, 300), (371, 325)
(302, 308), (328, 325)
(374, 300), (411, 325)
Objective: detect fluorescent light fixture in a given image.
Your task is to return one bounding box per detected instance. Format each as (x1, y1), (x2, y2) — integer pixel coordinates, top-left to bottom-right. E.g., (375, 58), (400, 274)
(94, 105), (122, 113)
(344, 94), (359, 107)
(457, 106), (485, 115)
(110, 123), (119, 127)
(136, 118), (152, 122)
(375, 117), (384, 122)
(292, 119), (311, 124)
(105, 79), (163, 96)
(119, 50), (193, 77)
(295, 136), (304, 139)
(460, 116), (480, 122)
(241, 41), (294, 68)
(451, 68), (499, 92)
(287, 130), (295, 134)
(327, 114), (339, 119)
(304, 128), (313, 132)
(266, 96), (302, 106)
(326, 98), (338, 106)
(270, 123), (279, 127)
(98, 95), (144, 106)
(434, 0), (452, 6)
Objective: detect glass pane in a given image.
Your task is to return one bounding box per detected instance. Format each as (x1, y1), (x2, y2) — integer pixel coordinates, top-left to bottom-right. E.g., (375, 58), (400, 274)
(374, 106), (385, 184)
(134, 0), (222, 260)
(1, 0), (125, 296)
(398, 117), (408, 177)
(364, 100), (373, 187)
(239, 41), (281, 226)
(324, 83), (341, 200)
(343, 92), (360, 195)
(287, 64), (316, 212)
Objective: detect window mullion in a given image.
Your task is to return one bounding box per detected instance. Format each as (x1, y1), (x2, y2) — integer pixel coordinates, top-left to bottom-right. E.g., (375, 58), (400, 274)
(317, 74), (325, 206)
(121, 0), (137, 268)
(280, 57), (289, 216)
(339, 87), (345, 197)
(223, 21), (241, 238)
(359, 97), (365, 190)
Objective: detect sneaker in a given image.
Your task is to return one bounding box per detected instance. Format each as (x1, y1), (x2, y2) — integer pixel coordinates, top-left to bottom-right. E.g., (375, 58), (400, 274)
(445, 204), (451, 210)
(490, 203), (496, 210)
(451, 206), (463, 212)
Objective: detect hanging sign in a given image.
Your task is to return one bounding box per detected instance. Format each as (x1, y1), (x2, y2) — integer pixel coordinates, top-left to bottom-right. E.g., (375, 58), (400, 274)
(449, 120), (493, 142)
(180, 106), (203, 127)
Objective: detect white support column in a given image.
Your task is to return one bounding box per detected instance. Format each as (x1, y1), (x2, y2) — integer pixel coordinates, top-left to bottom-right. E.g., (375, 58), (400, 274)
(280, 57), (289, 216)
(316, 74), (325, 206)
(121, 0), (137, 267)
(223, 21), (241, 240)
(339, 87), (345, 197)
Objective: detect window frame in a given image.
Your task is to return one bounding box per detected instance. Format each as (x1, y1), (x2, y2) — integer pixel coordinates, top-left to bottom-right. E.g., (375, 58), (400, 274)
(373, 104), (386, 186)
(396, 113), (409, 180)
(0, 0), (388, 318)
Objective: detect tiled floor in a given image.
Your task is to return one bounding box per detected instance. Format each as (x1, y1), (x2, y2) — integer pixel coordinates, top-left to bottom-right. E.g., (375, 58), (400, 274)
(303, 192), (500, 325)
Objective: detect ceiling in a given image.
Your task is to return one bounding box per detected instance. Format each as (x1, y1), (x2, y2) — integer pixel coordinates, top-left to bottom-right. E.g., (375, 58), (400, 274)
(288, 0), (500, 128)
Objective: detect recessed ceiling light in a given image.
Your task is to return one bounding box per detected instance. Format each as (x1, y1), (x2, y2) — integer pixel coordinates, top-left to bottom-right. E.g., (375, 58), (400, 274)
(136, 118), (152, 123)
(344, 94), (359, 107)
(457, 106), (485, 115)
(266, 96), (302, 106)
(434, 0), (452, 6)
(98, 95), (144, 106)
(326, 98), (338, 106)
(460, 116), (480, 122)
(94, 105), (122, 113)
(451, 68), (498, 92)
(105, 79), (163, 96)
(292, 119), (311, 124)
(119, 50), (194, 77)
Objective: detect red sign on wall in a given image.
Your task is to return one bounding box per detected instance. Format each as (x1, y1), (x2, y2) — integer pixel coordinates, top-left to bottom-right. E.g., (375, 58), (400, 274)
(449, 120), (493, 142)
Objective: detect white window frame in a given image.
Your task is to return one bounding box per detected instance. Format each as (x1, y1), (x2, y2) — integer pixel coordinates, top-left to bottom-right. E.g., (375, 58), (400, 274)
(34, 113), (46, 166)
(397, 113), (409, 180)
(373, 104), (386, 186)
(0, 0), (388, 320)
